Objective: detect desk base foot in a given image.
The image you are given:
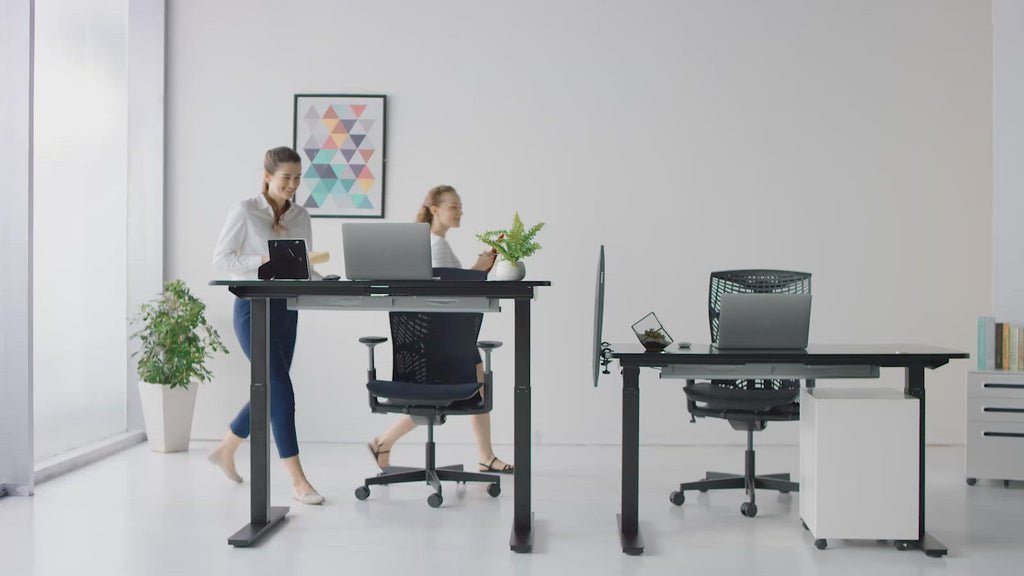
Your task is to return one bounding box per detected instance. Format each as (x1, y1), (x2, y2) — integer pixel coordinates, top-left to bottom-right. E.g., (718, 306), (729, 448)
(617, 513), (645, 555)
(919, 532), (948, 558)
(510, 512), (534, 553)
(228, 506), (289, 547)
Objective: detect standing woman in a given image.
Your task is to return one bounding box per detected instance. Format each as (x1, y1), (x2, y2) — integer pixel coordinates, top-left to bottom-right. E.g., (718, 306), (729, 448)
(208, 146), (324, 505)
(368, 185), (513, 474)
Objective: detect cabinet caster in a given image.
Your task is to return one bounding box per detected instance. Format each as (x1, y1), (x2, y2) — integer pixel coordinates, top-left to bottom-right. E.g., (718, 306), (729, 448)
(895, 540), (912, 551)
(669, 491), (685, 506)
(814, 539), (827, 550)
(740, 502), (757, 517)
(966, 477), (977, 486)
(1004, 480), (1011, 488)
(487, 482), (501, 497)
(801, 520), (809, 531)
(427, 492), (443, 508)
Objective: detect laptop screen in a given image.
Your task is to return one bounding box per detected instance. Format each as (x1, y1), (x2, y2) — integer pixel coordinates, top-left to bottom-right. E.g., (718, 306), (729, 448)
(714, 293), (811, 349)
(342, 222), (434, 281)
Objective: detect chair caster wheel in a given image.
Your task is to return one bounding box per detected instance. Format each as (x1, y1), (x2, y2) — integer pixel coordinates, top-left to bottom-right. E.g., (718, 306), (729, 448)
(815, 539), (827, 550)
(669, 491), (685, 506)
(966, 477), (977, 486)
(740, 502), (757, 517)
(895, 540), (912, 551)
(427, 493), (443, 508)
(487, 482), (501, 497)
(354, 486), (370, 500)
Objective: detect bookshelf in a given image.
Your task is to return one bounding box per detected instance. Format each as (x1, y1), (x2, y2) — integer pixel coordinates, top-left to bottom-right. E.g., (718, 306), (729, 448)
(965, 370), (1024, 486)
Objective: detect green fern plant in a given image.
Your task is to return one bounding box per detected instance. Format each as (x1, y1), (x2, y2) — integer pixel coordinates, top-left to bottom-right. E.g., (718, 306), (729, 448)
(476, 212), (545, 265)
(131, 280), (228, 390)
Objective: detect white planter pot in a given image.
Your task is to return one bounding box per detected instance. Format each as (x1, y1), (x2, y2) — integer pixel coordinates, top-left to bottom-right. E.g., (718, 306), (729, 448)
(138, 380), (199, 453)
(491, 260), (526, 281)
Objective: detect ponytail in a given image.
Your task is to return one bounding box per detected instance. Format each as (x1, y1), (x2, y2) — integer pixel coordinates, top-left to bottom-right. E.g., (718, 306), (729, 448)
(417, 185), (457, 223)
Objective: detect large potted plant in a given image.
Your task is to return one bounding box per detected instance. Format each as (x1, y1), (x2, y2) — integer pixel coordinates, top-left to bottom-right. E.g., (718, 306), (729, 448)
(132, 280), (228, 452)
(476, 212), (545, 281)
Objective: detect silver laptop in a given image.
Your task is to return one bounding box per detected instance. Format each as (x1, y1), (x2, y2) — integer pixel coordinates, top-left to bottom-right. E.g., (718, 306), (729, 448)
(713, 293), (812, 349)
(342, 222), (434, 281)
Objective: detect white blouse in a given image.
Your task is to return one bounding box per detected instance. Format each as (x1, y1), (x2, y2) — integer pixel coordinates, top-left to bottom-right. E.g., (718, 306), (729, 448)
(212, 195), (314, 280)
(430, 233), (462, 269)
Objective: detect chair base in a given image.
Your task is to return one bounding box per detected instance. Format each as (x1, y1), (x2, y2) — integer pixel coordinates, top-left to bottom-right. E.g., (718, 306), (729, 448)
(677, 470), (798, 494)
(357, 464), (501, 507)
(670, 435), (798, 517)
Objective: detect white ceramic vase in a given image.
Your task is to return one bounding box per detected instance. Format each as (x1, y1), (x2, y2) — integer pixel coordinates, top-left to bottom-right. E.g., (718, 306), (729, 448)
(492, 260), (526, 281)
(138, 380), (199, 452)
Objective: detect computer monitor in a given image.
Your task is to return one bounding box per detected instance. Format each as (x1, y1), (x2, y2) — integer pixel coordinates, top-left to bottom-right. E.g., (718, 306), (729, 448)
(592, 245), (609, 386)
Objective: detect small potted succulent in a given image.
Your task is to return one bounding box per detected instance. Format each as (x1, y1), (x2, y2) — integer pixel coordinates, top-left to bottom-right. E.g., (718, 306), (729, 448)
(131, 280), (228, 452)
(476, 212), (545, 281)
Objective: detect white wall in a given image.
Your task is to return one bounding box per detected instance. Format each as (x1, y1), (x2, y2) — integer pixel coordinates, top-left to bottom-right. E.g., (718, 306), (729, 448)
(167, 0), (991, 448)
(1, 0), (35, 495)
(994, 0), (1024, 324)
(33, 0), (130, 462)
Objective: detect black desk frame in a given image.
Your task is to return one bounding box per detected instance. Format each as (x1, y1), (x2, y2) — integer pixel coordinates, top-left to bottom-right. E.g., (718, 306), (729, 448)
(213, 279), (549, 550)
(609, 344), (967, 557)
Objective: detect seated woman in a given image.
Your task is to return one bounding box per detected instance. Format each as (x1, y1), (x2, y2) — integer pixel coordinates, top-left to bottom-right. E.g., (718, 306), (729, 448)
(367, 184), (513, 474)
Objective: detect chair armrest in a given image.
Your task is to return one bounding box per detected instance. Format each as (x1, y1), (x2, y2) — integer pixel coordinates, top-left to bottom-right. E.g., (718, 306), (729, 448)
(358, 336), (387, 377)
(476, 341), (502, 375)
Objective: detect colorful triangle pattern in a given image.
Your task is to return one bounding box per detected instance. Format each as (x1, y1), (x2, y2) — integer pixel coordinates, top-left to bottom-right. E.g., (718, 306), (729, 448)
(296, 101), (382, 211)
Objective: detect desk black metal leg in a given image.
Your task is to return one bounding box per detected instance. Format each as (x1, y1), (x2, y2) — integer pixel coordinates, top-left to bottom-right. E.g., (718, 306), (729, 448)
(229, 298), (288, 547)
(619, 365), (644, 555)
(510, 299), (534, 553)
(905, 365), (946, 558)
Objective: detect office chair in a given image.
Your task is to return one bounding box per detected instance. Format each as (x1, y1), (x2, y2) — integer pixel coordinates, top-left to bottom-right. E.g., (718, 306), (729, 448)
(670, 269), (809, 517)
(353, 268), (502, 508)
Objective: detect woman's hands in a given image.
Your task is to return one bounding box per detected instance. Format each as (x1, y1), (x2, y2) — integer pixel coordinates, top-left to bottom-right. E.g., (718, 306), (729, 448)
(471, 251), (497, 271)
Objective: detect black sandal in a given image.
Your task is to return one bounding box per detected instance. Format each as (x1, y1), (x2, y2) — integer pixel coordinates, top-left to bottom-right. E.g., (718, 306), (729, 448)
(479, 456), (514, 474)
(367, 440), (390, 471)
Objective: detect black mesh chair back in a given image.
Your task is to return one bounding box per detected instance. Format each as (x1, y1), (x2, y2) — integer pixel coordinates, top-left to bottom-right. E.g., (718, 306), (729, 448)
(709, 270), (812, 343)
(390, 311), (482, 387)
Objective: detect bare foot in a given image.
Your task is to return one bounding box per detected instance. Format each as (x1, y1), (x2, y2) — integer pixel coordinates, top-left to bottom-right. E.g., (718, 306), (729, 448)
(479, 456), (514, 473)
(207, 448), (243, 483)
(367, 438), (390, 469)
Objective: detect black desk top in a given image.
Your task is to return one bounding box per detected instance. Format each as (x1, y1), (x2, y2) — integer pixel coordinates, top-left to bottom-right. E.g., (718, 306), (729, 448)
(609, 343), (968, 369)
(210, 279), (550, 299)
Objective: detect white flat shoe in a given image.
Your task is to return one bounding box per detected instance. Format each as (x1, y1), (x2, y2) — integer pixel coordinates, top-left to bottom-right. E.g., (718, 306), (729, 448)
(207, 451), (243, 483)
(292, 488), (325, 505)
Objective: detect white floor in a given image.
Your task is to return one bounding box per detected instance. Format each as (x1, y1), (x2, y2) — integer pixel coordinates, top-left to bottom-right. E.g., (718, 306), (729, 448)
(1, 442), (1022, 576)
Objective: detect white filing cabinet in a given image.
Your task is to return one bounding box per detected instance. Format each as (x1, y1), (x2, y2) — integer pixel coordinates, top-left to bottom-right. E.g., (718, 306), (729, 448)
(966, 371), (1024, 485)
(799, 388), (919, 549)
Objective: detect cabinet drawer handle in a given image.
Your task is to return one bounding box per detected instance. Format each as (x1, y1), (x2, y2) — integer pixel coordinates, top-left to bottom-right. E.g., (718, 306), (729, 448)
(983, 383), (1024, 389)
(983, 432), (1024, 438)
(983, 407), (1024, 413)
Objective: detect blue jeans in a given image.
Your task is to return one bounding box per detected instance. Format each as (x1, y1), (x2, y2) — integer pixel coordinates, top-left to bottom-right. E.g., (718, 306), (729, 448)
(229, 298), (300, 459)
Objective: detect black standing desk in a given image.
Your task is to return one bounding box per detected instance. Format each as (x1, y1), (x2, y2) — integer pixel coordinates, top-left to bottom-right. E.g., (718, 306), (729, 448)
(608, 343), (967, 556)
(211, 279), (549, 551)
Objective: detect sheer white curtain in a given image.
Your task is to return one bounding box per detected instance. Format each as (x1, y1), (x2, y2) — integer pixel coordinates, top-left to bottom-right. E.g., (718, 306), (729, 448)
(33, 0), (129, 462)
